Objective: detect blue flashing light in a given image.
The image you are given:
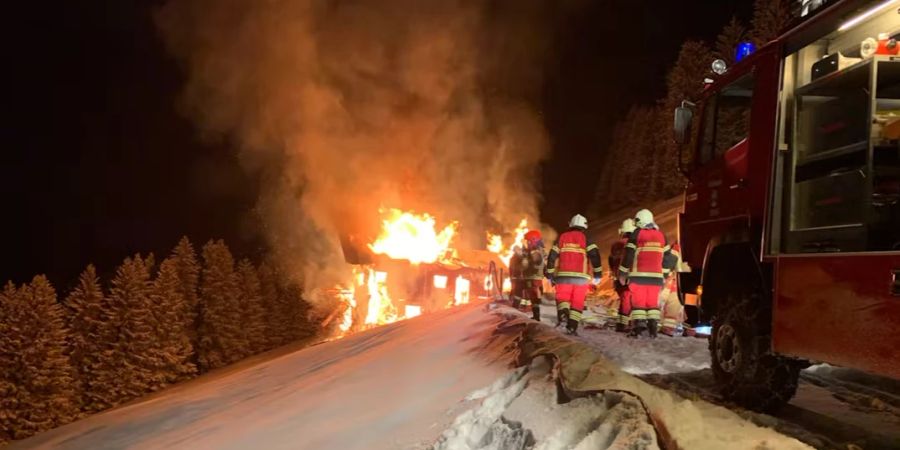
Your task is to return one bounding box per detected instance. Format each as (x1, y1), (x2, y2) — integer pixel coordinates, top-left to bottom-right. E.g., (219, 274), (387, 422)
(735, 41), (756, 63)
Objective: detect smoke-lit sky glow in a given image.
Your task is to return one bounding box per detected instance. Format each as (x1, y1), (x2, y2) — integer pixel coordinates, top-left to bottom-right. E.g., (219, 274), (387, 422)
(3, 0), (751, 285)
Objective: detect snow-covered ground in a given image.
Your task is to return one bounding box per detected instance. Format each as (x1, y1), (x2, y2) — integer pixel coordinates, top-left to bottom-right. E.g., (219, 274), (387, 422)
(11, 299), (821, 450)
(520, 300), (900, 450)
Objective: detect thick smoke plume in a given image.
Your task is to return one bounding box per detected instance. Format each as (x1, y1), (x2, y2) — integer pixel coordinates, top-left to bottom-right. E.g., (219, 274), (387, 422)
(158, 0), (564, 292)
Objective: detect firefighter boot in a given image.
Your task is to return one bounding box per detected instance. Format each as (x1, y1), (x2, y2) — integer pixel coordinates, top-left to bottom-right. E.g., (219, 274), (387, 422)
(628, 319), (647, 338)
(647, 319), (659, 339)
(532, 305), (541, 321)
(511, 296), (521, 309)
(566, 318), (579, 336)
(557, 309), (568, 327)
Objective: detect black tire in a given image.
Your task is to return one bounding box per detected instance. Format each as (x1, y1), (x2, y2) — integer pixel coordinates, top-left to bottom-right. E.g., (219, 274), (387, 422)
(709, 284), (801, 412)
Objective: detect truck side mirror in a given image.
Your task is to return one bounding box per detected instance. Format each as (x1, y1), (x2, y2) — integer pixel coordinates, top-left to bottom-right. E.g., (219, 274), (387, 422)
(673, 105), (694, 145)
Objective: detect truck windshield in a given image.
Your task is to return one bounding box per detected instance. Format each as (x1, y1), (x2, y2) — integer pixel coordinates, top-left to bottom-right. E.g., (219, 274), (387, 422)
(776, 6), (900, 253)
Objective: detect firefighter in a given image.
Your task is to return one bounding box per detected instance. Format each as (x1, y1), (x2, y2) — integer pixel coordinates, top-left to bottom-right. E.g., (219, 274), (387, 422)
(519, 230), (545, 321)
(609, 219), (636, 332)
(508, 245), (524, 308)
(618, 209), (677, 339)
(659, 242), (684, 336)
(545, 214), (603, 335)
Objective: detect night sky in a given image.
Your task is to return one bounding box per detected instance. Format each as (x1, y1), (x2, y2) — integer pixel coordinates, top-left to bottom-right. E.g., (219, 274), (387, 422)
(3, 1), (752, 286)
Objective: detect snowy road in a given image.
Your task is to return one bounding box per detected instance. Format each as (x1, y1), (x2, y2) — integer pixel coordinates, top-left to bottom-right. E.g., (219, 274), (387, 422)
(530, 301), (900, 450)
(11, 299), (819, 450)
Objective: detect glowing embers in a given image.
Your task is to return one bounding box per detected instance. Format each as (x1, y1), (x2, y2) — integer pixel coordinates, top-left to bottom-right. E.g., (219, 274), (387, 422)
(369, 208), (458, 265)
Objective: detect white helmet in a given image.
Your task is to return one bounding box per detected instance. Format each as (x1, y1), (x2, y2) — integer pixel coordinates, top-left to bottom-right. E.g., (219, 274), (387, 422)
(618, 218), (636, 235)
(635, 209), (654, 228)
(568, 214), (588, 229)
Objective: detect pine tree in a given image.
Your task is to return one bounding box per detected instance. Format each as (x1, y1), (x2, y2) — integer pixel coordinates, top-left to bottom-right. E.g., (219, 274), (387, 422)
(198, 240), (250, 371)
(751, 0), (792, 47)
(258, 261), (288, 348)
(0, 277), (77, 441)
(92, 255), (168, 406)
(150, 258), (198, 383)
(170, 237), (201, 364)
(0, 282), (19, 444)
(715, 17), (747, 65)
(63, 265), (111, 414)
(661, 39), (714, 189)
(281, 283), (316, 342)
(237, 259), (268, 354)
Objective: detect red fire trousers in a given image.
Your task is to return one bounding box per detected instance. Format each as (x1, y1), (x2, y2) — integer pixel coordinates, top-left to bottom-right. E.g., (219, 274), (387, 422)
(628, 283), (661, 321)
(555, 283), (589, 313)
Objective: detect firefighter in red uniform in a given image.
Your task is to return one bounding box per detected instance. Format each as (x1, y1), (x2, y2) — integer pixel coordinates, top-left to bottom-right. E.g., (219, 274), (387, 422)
(545, 214), (603, 335)
(609, 219), (636, 332)
(618, 209), (677, 338)
(518, 230), (545, 321)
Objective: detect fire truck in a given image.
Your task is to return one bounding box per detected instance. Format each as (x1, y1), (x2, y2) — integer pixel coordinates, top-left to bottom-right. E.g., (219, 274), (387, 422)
(673, 0), (900, 411)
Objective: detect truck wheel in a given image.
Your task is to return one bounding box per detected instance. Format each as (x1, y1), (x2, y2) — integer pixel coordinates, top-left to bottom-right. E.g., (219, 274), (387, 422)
(708, 287), (801, 412)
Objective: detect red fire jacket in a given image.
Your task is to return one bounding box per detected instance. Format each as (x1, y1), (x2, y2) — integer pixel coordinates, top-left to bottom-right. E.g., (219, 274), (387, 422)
(617, 227), (677, 286)
(546, 229), (602, 281)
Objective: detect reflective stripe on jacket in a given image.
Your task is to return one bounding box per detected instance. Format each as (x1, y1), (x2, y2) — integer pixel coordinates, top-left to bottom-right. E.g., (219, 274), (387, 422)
(617, 227), (675, 286)
(546, 229), (602, 280)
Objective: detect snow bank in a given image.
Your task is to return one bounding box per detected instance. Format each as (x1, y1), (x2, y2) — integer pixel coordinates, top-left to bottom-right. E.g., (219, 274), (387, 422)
(491, 311), (812, 450)
(435, 359), (659, 450)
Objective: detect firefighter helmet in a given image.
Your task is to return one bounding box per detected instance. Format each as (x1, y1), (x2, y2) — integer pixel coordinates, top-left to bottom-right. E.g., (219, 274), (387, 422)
(618, 218), (636, 235)
(569, 214), (588, 229)
(524, 229), (541, 243)
(635, 209), (654, 228)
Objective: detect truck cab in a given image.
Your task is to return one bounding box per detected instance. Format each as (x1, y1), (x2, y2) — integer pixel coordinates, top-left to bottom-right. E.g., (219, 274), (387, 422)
(674, 0), (900, 411)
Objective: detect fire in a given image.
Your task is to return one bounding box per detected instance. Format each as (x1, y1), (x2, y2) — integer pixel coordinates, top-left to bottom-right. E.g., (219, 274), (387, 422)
(369, 208), (458, 264)
(332, 207), (497, 338)
(404, 305), (422, 318)
(454, 276), (470, 305)
(364, 270), (397, 326)
(487, 218), (529, 267)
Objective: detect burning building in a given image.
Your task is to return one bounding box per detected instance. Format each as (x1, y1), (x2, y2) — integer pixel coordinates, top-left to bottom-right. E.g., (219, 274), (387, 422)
(326, 208), (523, 337)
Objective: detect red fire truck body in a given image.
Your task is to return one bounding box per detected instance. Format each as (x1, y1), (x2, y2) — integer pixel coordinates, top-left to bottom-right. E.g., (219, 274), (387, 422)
(675, 0), (900, 410)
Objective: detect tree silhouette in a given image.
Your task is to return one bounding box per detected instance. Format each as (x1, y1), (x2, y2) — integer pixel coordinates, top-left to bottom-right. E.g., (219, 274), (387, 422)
(92, 255), (173, 406)
(198, 240), (250, 371)
(170, 237), (201, 364)
(237, 259), (269, 354)
(715, 17), (748, 65)
(0, 277), (77, 442)
(63, 265), (111, 414)
(751, 0), (792, 47)
(151, 258), (198, 383)
(663, 39), (714, 173)
(258, 261), (288, 348)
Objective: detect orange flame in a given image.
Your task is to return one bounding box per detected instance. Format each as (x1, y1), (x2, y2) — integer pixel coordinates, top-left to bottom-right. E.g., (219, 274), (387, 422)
(369, 208), (458, 265)
(487, 218), (529, 267)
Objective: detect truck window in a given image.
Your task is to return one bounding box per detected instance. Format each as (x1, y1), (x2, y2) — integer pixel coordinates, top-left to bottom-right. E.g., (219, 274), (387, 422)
(699, 74), (754, 165)
(777, 8), (900, 253)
